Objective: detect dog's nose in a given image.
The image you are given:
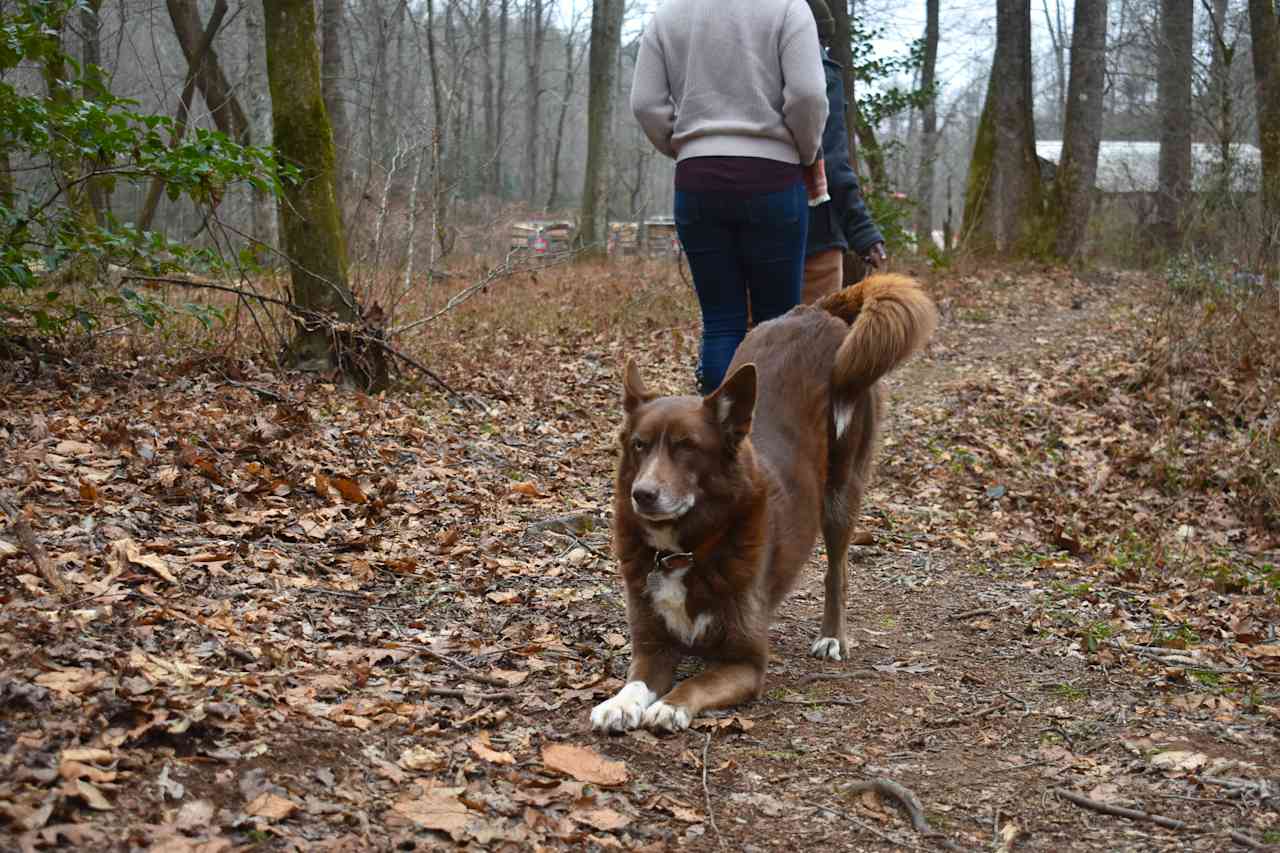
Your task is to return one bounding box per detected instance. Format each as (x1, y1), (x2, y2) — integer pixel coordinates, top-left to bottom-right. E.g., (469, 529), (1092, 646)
(632, 486), (659, 511)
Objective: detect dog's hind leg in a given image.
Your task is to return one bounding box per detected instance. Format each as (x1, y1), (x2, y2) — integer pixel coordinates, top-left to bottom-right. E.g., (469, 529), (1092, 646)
(812, 494), (853, 661)
(812, 392), (878, 662)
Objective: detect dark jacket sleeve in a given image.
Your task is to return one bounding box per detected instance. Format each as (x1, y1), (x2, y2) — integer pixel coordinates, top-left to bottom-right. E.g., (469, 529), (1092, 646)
(821, 59), (883, 254)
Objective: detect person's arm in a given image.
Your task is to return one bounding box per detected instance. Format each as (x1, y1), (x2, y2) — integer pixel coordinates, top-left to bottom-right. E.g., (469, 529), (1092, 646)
(820, 61), (884, 255)
(779, 4), (828, 166)
(631, 24), (678, 160)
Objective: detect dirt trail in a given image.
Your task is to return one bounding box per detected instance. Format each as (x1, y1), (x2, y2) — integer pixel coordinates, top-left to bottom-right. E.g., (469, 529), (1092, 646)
(586, 273), (1277, 852)
(2, 266), (1275, 851)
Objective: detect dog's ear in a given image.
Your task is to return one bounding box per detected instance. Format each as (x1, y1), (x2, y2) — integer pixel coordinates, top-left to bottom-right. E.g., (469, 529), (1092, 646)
(622, 359), (654, 414)
(704, 363), (756, 442)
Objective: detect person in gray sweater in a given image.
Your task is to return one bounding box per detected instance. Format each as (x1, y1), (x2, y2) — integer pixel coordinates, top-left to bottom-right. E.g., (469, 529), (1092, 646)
(631, 0), (828, 394)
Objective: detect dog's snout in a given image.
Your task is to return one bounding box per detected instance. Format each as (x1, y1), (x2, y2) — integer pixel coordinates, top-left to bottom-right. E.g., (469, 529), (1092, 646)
(631, 485), (659, 511)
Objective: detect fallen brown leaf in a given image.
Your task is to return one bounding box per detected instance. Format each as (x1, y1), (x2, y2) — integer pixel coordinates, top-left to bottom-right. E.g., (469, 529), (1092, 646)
(541, 743), (628, 786)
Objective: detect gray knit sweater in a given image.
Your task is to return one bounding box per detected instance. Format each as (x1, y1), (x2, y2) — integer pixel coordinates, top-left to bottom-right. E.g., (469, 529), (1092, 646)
(631, 0), (828, 167)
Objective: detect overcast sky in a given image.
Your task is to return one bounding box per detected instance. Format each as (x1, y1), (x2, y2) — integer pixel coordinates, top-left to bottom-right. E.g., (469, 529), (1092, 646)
(557, 0), (1080, 104)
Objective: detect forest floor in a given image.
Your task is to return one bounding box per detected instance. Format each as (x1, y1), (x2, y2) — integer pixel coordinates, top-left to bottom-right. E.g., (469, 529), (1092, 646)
(1, 259), (1278, 852)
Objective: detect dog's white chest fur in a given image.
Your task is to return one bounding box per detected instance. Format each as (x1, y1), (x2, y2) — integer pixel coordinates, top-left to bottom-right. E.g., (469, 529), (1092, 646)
(647, 567), (714, 646)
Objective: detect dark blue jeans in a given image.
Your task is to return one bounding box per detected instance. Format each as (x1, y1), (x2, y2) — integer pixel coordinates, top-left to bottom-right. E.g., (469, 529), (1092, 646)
(675, 183), (808, 394)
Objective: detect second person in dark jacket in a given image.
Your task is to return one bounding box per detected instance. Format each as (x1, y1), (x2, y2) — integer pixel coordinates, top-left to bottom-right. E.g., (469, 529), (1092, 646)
(801, 0), (887, 305)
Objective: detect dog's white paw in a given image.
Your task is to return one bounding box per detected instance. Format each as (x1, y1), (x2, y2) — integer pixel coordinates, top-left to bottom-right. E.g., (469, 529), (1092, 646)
(641, 700), (691, 733)
(591, 681), (657, 733)
(810, 637), (844, 661)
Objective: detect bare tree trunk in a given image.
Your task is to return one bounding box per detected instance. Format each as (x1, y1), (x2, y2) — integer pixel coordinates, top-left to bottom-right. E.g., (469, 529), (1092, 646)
(39, 10), (96, 258)
(80, 0), (111, 225)
(546, 25), (583, 210)
(1156, 0), (1193, 250)
(262, 0), (383, 388)
(1249, 0), (1280, 268)
(961, 0), (1042, 254)
(139, 0), (228, 233)
(321, 0), (347, 196)
(245, 0), (278, 251)
(852, 105), (889, 189)
(576, 0), (623, 259)
(425, 0), (451, 258)
(1205, 0), (1233, 167)
(1041, 0), (1068, 129)
(1050, 0), (1108, 261)
(401, 143), (426, 302)
(522, 0), (548, 204)
(0, 152), (12, 211)
(166, 0), (249, 143)
(913, 0), (939, 250)
(494, 0), (510, 196)
(828, 0), (857, 169)
(481, 0), (495, 193)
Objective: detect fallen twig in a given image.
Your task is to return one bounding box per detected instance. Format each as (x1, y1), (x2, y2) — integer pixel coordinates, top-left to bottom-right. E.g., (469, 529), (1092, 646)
(998, 689), (1031, 717)
(929, 701), (1008, 727)
(423, 687), (518, 702)
(948, 607), (995, 621)
(777, 696), (866, 708)
(797, 670), (879, 687)
(391, 641), (512, 688)
(1, 498), (66, 595)
(845, 777), (933, 834)
(702, 730), (727, 851)
(542, 529), (609, 561)
(1229, 830), (1268, 849)
(805, 800), (923, 851)
(1053, 787), (1187, 830)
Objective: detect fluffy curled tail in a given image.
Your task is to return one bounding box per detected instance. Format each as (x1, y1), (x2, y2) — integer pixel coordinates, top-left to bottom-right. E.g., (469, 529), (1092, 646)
(816, 273), (938, 397)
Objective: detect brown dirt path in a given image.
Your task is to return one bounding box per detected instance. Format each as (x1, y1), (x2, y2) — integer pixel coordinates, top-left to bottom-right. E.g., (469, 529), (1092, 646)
(580, 268), (1278, 852)
(1, 264), (1275, 851)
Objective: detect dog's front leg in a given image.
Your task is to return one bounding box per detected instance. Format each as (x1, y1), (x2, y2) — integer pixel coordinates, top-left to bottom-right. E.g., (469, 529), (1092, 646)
(591, 646), (678, 733)
(642, 660), (765, 733)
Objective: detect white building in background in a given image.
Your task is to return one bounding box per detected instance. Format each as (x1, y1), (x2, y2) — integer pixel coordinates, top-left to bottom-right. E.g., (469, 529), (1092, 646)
(1035, 141), (1262, 195)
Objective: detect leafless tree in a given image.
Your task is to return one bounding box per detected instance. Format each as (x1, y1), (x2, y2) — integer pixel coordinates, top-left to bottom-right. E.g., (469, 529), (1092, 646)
(1249, 0), (1280, 266)
(1156, 0), (1194, 249)
(1050, 0), (1108, 261)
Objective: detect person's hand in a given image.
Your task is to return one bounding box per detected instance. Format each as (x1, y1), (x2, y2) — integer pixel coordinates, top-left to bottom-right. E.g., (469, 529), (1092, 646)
(862, 242), (888, 269)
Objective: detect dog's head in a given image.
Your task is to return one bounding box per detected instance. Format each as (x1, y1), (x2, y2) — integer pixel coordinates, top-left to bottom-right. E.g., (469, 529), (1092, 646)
(617, 360), (756, 525)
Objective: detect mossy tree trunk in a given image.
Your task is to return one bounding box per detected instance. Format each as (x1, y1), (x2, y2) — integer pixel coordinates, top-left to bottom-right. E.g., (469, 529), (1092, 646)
(1155, 0), (1193, 252)
(262, 0), (384, 389)
(961, 0), (1042, 255)
(1048, 0), (1107, 262)
(320, 0), (347, 196)
(1249, 0), (1280, 271)
(577, 0), (623, 260)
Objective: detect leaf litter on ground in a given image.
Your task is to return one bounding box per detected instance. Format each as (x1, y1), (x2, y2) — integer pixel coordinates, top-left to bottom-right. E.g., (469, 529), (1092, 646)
(0, 260), (1277, 850)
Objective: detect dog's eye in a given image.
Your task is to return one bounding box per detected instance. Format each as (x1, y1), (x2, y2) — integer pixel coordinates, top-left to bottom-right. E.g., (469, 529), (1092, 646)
(631, 437), (648, 453)
(671, 438), (695, 452)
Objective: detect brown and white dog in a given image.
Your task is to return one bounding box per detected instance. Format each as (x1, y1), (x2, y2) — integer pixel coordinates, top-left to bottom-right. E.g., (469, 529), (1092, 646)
(591, 274), (937, 733)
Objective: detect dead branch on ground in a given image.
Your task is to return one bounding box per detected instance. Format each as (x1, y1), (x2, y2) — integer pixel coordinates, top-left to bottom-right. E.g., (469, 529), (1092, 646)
(1, 497), (66, 595)
(1053, 787), (1186, 830)
(702, 730), (728, 851)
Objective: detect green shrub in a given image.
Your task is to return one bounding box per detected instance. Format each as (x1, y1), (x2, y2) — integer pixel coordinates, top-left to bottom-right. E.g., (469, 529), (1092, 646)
(1, 0), (290, 337)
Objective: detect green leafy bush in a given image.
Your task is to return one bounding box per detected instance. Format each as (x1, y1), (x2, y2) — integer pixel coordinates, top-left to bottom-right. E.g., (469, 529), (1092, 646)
(1, 0), (290, 336)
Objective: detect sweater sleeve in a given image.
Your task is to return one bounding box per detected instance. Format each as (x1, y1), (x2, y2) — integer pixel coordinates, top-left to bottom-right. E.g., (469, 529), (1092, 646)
(779, 2), (828, 167)
(631, 23), (678, 160)
(821, 62), (884, 253)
